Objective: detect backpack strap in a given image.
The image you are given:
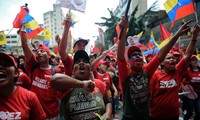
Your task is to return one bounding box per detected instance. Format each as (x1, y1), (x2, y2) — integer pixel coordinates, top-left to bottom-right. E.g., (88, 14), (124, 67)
(51, 65), (56, 75)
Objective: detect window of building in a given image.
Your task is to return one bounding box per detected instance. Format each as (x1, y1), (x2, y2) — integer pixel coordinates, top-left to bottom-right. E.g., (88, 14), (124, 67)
(6, 36), (10, 38)
(7, 41), (10, 43)
(11, 36), (17, 38)
(11, 41), (17, 43)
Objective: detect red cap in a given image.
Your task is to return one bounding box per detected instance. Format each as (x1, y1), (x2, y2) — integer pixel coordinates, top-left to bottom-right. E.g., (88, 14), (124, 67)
(173, 51), (181, 56)
(145, 54), (154, 59)
(127, 46), (141, 58)
(0, 52), (18, 69)
(190, 55), (197, 60)
(96, 60), (109, 68)
(37, 44), (50, 55)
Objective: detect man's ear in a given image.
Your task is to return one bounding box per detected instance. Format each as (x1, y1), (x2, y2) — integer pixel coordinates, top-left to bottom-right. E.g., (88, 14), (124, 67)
(14, 69), (19, 78)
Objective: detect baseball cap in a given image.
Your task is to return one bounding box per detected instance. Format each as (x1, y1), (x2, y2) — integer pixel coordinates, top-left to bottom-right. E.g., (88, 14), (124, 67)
(73, 50), (90, 65)
(96, 60), (109, 69)
(0, 52), (17, 69)
(190, 55), (198, 60)
(173, 51), (181, 56)
(127, 45), (141, 59)
(36, 44), (50, 55)
(73, 38), (88, 48)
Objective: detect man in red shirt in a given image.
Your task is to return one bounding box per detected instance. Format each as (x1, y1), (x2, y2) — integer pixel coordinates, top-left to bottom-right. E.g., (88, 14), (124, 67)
(0, 52), (46, 120)
(117, 16), (192, 120)
(59, 14), (88, 76)
(18, 31), (61, 119)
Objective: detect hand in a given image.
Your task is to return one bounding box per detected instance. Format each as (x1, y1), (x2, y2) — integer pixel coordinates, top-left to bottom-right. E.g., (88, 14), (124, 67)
(82, 80), (95, 92)
(176, 19), (192, 36)
(55, 34), (61, 44)
(17, 29), (27, 37)
(192, 23), (200, 38)
(118, 16), (129, 29)
(64, 14), (72, 29)
(114, 91), (118, 99)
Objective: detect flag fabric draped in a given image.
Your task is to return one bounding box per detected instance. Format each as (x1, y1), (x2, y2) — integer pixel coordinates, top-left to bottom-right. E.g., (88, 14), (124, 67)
(156, 23), (172, 49)
(137, 31), (143, 41)
(160, 23), (172, 41)
(115, 24), (121, 38)
(164, 0), (195, 28)
(62, 12), (79, 27)
(0, 31), (7, 45)
(43, 28), (52, 40)
(13, 6), (43, 39)
(182, 19), (191, 37)
(92, 45), (100, 54)
(56, 0), (87, 13)
(148, 32), (156, 49)
(98, 28), (105, 51)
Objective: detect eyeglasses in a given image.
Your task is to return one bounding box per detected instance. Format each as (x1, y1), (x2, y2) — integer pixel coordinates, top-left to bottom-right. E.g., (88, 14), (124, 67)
(129, 53), (142, 60)
(0, 61), (13, 67)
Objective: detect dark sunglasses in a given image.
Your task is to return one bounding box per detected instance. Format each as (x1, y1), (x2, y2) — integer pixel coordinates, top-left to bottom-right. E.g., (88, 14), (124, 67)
(129, 53), (142, 60)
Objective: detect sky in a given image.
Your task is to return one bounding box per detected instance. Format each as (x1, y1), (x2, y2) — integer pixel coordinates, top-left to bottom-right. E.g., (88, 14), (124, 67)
(0, 0), (165, 41)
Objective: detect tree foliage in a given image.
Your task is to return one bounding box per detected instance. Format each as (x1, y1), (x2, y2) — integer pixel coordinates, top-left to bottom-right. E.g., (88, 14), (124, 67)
(95, 1), (158, 49)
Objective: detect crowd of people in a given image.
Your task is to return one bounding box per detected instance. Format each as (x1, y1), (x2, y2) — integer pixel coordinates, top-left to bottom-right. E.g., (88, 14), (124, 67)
(1, 13), (200, 120)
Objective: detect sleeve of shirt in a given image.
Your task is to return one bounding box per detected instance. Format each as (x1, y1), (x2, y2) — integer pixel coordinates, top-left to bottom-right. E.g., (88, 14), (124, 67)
(94, 79), (107, 96)
(19, 73), (32, 90)
(62, 55), (73, 76)
(143, 54), (160, 79)
(117, 59), (129, 84)
(29, 91), (46, 120)
(25, 54), (38, 74)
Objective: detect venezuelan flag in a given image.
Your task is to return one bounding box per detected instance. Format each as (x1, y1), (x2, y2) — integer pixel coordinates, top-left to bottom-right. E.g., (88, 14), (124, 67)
(164, 0), (195, 28)
(0, 32), (7, 45)
(137, 31), (143, 41)
(148, 32), (156, 49)
(13, 6), (43, 39)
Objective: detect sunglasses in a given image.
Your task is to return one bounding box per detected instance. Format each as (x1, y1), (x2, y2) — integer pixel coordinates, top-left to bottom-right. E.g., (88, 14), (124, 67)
(129, 53), (142, 60)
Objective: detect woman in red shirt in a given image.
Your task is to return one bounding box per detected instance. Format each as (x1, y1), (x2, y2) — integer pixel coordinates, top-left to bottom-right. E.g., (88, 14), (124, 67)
(150, 23), (200, 120)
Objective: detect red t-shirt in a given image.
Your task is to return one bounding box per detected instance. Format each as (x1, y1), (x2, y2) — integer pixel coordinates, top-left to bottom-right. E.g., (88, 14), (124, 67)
(16, 70), (31, 90)
(0, 86), (46, 120)
(62, 55), (73, 76)
(150, 58), (187, 119)
(185, 68), (200, 93)
(26, 55), (60, 119)
(93, 71), (112, 89)
(117, 54), (160, 84)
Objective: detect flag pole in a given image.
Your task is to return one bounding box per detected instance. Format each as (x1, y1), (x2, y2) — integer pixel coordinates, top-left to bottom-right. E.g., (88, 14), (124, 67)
(6, 28), (13, 36)
(119, 0), (131, 40)
(195, 12), (198, 23)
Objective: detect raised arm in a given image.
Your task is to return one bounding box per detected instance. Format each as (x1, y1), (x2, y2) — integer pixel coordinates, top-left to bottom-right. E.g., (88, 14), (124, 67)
(59, 14), (72, 61)
(91, 50), (108, 71)
(184, 23), (200, 62)
(50, 73), (95, 92)
(117, 16), (129, 62)
(158, 20), (192, 62)
(18, 30), (33, 62)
